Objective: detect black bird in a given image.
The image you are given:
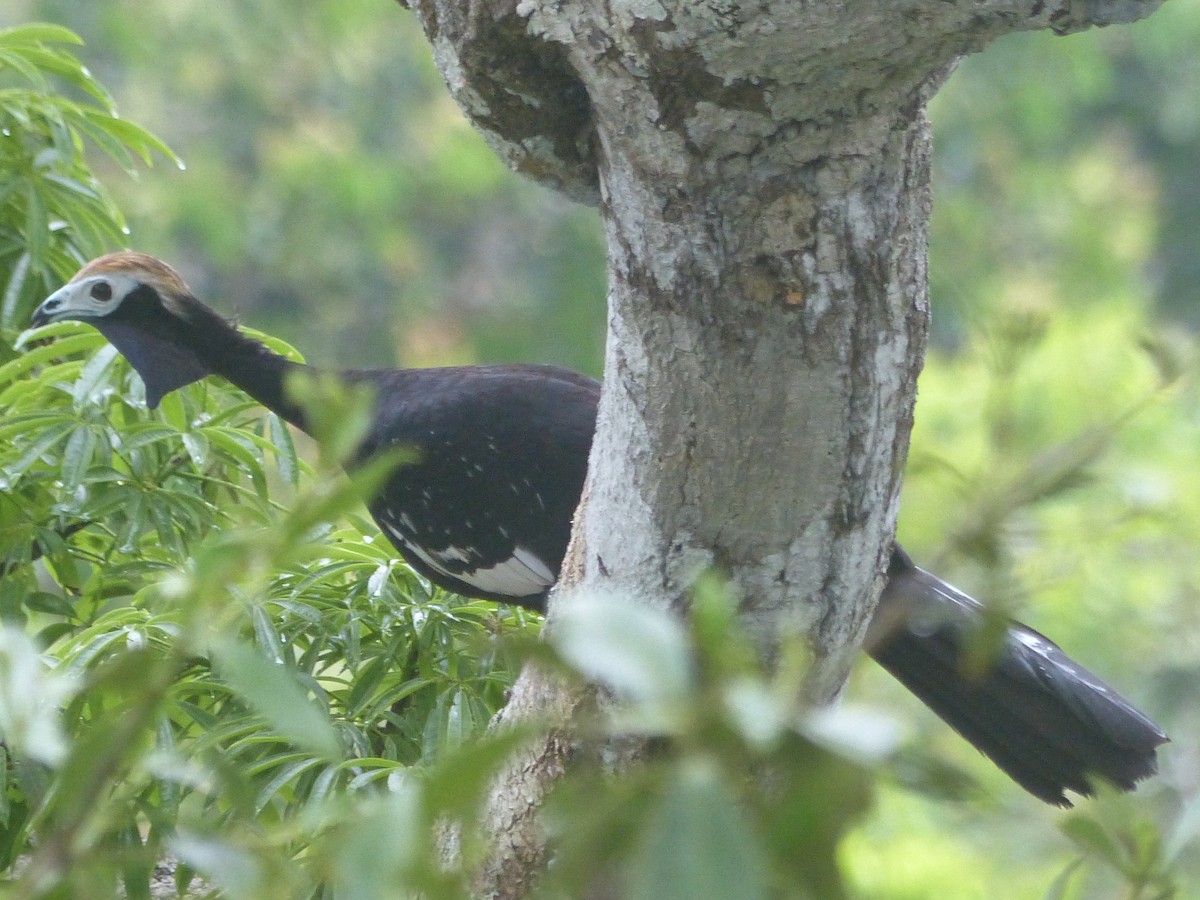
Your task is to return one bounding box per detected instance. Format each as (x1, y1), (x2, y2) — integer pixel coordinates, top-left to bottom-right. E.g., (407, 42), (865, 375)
(31, 252), (1167, 805)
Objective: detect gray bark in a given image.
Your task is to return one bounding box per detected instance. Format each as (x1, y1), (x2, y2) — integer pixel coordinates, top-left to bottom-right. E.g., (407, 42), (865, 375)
(401, 0), (1167, 895)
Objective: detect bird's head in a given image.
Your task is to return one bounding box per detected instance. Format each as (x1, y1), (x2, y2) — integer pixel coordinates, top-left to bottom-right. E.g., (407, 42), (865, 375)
(32, 252), (194, 327)
(32, 252), (213, 407)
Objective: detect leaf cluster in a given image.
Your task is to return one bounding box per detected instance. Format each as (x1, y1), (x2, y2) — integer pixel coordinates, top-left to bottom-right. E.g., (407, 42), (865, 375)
(0, 66), (535, 883)
(0, 23), (176, 334)
(0, 320), (537, 897)
(850, 304), (1200, 897)
(534, 582), (882, 900)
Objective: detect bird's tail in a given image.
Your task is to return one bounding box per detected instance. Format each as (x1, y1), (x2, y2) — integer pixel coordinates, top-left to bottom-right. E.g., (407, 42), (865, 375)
(866, 546), (1168, 806)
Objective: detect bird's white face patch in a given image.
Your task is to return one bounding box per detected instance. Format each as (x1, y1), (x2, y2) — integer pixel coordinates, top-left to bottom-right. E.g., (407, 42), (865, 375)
(37, 272), (144, 322)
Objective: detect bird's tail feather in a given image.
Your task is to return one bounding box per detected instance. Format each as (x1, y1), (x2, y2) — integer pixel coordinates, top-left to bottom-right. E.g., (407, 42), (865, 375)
(868, 546), (1167, 806)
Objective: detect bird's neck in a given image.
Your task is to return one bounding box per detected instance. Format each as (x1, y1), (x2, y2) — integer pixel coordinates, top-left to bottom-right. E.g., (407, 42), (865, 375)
(211, 337), (311, 431)
(179, 301), (313, 432)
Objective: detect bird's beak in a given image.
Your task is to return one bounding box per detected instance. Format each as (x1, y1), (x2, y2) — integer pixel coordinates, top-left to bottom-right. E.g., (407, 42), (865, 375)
(31, 287), (72, 328)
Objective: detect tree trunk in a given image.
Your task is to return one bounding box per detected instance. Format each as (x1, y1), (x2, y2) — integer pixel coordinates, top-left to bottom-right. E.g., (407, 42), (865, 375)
(401, 0), (1167, 895)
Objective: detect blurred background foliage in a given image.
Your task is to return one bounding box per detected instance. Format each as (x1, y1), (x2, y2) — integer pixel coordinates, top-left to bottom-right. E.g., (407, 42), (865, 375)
(8, 0), (608, 375)
(2, 0), (1200, 897)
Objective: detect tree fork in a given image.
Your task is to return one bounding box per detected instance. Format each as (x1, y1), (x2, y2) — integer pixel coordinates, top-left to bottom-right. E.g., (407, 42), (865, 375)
(401, 0), (1168, 895)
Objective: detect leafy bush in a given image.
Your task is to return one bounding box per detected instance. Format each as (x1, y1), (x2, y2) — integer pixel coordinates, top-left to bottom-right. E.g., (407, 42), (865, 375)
(0, 24), (532, 897)
(2, 318), (539, 896)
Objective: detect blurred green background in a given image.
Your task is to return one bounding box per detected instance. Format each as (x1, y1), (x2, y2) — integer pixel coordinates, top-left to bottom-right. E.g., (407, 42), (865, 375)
(6, 0), (609, 375)
(5, 0), (1200, 895)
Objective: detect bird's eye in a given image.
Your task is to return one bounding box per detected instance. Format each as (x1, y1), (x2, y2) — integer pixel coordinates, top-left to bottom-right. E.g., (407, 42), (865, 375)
(90, 281), (113, 302)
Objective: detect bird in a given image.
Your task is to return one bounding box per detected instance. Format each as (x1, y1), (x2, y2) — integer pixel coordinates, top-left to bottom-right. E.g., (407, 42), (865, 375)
(31, 251), (1167, 806)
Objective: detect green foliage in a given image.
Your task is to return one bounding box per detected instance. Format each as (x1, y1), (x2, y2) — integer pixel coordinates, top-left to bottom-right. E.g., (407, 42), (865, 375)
(846, 304), (1200, 898)
(0, 322), (537, 897)
(3, 3), (1200, 898)
(0, 244), (1194, 900)
(0, 22), (176, 333)
(20, 0), (607, 373)
(928, 0), (1200, 339)
(0, 63), (536, 884)
(541, 583), (878, 900)
(0, 323), (881, 898)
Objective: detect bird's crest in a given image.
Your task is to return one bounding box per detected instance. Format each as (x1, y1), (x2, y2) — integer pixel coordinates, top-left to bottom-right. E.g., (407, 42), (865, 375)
(73, 252), (194, 317)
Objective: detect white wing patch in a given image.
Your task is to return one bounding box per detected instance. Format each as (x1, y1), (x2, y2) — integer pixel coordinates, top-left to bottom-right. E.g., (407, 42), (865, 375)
(384, 523), (554, 598)
(455, 547), (555, 597)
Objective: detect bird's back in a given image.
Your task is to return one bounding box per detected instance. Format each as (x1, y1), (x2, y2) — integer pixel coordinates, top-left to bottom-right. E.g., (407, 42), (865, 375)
(350, 364), (600, 608)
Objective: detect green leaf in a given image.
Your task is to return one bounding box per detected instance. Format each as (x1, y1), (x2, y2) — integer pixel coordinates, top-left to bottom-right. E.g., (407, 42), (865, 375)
(1044, 858), (1085, 900)
(550, 592), (694, 708)
(1, 252), (31, 332)
(253, 755), (328, 814)
(250, 605), (288, 667)
(282, 370), (375, 468)
(2, 329), (108, 386)
(60, 425), (97, 491)
(1060, 812), (1127, 866)
(423, 725), (537, 822)
(0, 626), (78, 767)
(4, 420), (74, 480)
(326, 787), (425, 900)
(0, 23), (85, 49)
(23, 591), (78, 619)
(204, 428), (267, 496)
(627, 760), (768, 900)
(82, 111), (180, 169)
(180, 430), (209, 469)
(213, 639), (341, 760)
(23, 182), (49, 271)
(1163, 793), (1200, 866)
(169, 831), (267, 900)
(71, 343), (119, 407)
(268, 413), (299, 488)
(421, 687), (486, 757)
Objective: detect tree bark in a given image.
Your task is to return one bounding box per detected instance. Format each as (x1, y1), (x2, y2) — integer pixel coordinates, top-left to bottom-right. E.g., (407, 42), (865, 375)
(401, 0), (1167, 895)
